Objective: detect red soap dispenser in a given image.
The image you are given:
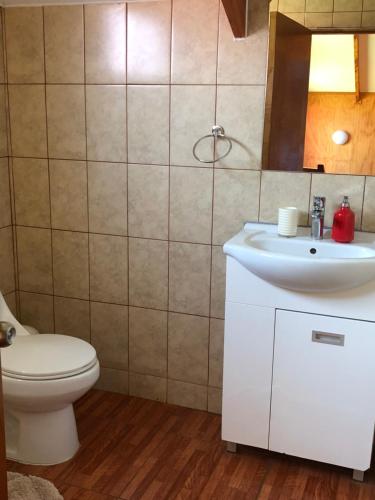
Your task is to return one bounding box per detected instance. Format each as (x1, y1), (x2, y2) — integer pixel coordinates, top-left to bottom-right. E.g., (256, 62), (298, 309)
(332, 196), (355, 243)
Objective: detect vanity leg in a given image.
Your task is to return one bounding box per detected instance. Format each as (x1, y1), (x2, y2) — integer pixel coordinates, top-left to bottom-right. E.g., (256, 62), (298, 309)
(226, 441), (237, 453)
(352, 469), (365, 482)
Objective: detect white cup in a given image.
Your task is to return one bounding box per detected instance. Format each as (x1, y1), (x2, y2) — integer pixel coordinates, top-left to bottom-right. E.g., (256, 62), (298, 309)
(278, 207), (299, 237)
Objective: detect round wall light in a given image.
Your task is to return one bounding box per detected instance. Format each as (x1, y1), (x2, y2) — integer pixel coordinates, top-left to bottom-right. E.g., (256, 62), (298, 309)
(331, 130), (350, 145)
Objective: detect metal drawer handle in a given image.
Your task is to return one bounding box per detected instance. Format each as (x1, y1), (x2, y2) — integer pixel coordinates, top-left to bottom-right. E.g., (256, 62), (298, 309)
(312, 330), (345, 347)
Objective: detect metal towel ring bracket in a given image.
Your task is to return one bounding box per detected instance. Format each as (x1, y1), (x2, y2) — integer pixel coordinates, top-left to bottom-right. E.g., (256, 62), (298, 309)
(193, 125), (232, 164)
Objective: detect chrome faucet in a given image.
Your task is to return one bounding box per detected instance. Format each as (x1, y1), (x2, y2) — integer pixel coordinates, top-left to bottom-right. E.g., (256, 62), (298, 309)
(311, 196), (326, 240)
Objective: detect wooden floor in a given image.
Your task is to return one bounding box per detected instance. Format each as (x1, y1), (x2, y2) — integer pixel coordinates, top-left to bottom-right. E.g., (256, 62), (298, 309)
(6, 390), (375, 499)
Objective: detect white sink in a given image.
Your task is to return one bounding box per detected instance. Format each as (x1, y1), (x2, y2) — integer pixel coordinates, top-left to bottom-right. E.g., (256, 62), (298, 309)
(223, 223), (375, 293)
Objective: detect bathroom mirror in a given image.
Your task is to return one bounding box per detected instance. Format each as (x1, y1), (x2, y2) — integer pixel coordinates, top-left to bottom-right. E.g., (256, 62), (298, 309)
(263, 12), (375, 176)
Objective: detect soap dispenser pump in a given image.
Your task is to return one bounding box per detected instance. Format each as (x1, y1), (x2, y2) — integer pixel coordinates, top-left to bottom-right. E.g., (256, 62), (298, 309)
(332, 196), (355, 243)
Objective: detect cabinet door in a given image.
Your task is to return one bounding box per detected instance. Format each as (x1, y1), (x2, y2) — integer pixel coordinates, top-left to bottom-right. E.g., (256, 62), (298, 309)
(270, 310), (375, 471)
(222, 303), (275, 449)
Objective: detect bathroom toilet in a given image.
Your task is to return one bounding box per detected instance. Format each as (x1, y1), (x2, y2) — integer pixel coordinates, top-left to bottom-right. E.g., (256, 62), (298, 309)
(0, 293), (100, 465)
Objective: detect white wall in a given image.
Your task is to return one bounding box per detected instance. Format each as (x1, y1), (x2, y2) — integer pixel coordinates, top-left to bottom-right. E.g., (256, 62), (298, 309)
(309, 33), (375, 93)
(359, 34), (375, 92)
(309, 34), (355, 92)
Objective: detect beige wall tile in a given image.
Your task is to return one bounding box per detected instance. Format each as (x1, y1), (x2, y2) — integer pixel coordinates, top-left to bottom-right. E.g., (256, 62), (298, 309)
(44, 6), (84, 84)
(8, 85), (47, 158)
(259, 171), (311, 225)
(0, 86), (8, 157)
(127, 1), (171, 84)
(129, 373), (167, 402)
(129, 307), (167, 377)
(86, 85), (126, 162)
(127, 86), (169, 165)
(270, 0), (279, 10)
(0, 13), (5, 83)
(0, 159), (11, 228)
(305, 12), (333, 27)
(84, 4), (126, 84)
(170, 167), (213, 244)
(5, 7), (44, 83)
(54, 296), (90, 341)
(168, 312), (209, 385)
(17, 226), (52, 294)
(216, 86), (265, 169)
(284, 12), (306, 23)
(217, 0), (268, 85)
(91, 301), (128, 370)
(209, 318), (224, 388)
(210, 246), (225, 319)
(278, 0), (305, 11)
(13, 158), (50, 228)
(128, 164), (169, 239)
(0, 227), (14, 294)
(52, 230), (89, 299)
(169, 242), (211, 316)
(88, 162), (127, 236)
(306, 0), (333, 11)
(46, 85), (86, 160)
(170, 85), (216, 167)
(5, 292), (18, 318)
(213, 169), (260, 245)
(334, 0), (362, 11)
(96, 367), (128, 394)
(208, 387), (222, 414)
(310, 174), (365, 229)
(171, 0), (218, 84)
(362, 177), (375, 232)
(50, 160), (88, 231)
(333, 12), (362, 27)
(362, 11), (375, 26)
(167, 379), (207, 410)
(89, 234), (128, 304)
(129, 238), (168, 310)
(363, 0), (375, 10)
(19, 291), (54, 333)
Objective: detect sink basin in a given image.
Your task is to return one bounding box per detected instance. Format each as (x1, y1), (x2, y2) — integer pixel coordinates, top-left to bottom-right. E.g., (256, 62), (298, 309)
(223, 223), (375, 293)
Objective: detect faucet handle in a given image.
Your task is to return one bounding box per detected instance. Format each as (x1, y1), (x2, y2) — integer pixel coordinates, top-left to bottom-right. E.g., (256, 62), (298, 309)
(313, 196), (326, 212)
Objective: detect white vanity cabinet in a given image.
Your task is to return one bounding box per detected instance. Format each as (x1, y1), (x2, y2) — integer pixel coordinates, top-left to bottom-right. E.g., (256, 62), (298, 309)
(270, 310), (375, 471)
(222, 253), (375, 478)
(222, 303), (275, 449)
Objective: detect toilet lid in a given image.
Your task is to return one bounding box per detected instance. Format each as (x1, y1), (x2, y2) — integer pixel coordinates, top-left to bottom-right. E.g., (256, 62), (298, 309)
(1, 334), (98, 380)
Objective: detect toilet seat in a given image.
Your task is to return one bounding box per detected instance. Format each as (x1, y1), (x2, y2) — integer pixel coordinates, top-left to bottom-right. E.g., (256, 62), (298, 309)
(2, 334), (97, 381)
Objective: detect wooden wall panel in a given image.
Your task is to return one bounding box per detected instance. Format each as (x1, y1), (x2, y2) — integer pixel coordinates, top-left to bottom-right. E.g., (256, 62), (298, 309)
(263, 13), (312, 171)
(221, 0), (247, 38)
(304, 92), (375, 175)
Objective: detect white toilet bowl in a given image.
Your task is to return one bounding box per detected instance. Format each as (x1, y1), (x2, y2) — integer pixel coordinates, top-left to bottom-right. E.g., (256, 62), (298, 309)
(0, 293), (100, 465)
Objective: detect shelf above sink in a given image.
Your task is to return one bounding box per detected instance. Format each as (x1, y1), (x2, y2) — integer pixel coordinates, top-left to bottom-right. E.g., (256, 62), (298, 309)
(223, 223), (375, 293)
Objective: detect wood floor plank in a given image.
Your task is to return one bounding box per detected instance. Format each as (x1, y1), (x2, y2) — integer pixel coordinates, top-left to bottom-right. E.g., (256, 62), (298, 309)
(6, 390), (375, 500)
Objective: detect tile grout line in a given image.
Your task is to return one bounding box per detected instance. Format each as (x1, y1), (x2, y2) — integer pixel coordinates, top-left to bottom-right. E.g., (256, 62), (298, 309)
(2, 9), (20, 314)
(42, 6), (55, 333)
(13, 224), (233, 246)
(258, 170), (263, 223)
(360, 175), (367, 230)
(7, 154), (269, 173)
(124, 1), (130, 395)
(166, 0), (173, 404)
(82, 4), (92, 345)
(16, 290), (225, 321)
(5, 81), (267, 87)
(206, 0), (222, 412)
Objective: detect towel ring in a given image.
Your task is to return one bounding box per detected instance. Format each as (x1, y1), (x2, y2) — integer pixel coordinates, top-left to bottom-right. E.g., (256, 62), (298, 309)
(193, 125), (232, 164)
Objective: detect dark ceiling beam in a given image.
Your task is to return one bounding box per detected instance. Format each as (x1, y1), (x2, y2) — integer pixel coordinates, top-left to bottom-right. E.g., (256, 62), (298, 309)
(221, 0), (248, 38)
